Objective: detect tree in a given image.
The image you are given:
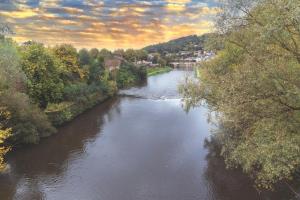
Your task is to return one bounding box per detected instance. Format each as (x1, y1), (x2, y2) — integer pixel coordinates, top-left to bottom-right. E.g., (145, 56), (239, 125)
(99, 49), (112, 59)
(0, 107), (11, 172)
(21, 42), (64, 109)
(114, 49), (125, 57)
(158, 57), (167, 67)
(89, 48), (99, 60)
(180, 0), (300, 189)
(0, 38), (25, 90)
(124, 49), (147, 62)
(152, 53), (161, 64)
(87, 59), (104, 85)
(100, 70), (117, 96)
(0, 36), (56, 170)
(0, 91), (56, 144)
(78, 48), (91, 66)
(53, 44), (84, 80)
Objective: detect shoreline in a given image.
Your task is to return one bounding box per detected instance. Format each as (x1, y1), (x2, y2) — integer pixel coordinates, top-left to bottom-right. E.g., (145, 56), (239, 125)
(147, 67), (172, 76)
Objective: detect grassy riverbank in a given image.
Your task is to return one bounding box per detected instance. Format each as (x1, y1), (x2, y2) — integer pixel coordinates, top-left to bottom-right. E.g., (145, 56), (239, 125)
(45, 93), (110, 126)
(147, 67), (172, 76)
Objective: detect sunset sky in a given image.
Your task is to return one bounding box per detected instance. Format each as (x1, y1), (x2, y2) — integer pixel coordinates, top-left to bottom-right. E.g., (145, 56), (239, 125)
(0, 0), (220, 49)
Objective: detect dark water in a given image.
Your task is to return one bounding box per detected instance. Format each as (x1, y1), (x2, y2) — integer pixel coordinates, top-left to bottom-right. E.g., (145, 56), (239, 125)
(0, 70), (296, 200)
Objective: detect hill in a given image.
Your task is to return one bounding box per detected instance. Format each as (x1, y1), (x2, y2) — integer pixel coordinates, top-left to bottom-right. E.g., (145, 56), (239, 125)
(143, 34), (211, 54)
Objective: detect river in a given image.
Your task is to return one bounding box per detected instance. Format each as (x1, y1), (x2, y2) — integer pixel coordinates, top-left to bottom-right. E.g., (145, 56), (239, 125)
(0, 70), (295, 200)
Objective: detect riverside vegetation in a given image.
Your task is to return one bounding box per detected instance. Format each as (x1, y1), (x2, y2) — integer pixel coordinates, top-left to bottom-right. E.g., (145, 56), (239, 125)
(0, 34), (147, 170)
(147, 67), (172, 76)
(180, 0), (300, 190)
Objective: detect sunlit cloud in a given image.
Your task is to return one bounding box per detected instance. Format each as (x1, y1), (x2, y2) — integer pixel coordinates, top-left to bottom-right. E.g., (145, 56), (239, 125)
(1, 8), (39, 19)
(0, 0), (220, 49)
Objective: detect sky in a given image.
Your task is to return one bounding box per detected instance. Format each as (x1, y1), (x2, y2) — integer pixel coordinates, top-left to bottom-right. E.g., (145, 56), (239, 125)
(0, 0), (220, 49)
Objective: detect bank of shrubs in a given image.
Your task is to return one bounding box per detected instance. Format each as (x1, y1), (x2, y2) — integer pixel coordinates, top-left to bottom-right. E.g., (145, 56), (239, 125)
(0, 36), (146, 170)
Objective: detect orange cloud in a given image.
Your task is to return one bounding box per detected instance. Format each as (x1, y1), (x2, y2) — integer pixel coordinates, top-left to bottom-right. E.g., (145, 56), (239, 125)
(1, 8), (39, 19)
(1, 0), (218, 49)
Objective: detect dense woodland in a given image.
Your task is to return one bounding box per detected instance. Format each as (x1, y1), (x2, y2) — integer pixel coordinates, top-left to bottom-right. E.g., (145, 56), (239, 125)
(0, 34), (147, 170)
(180, 0), (300, 190)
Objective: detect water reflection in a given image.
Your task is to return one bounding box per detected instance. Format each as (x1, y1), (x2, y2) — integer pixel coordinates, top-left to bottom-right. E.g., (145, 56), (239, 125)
(0, 98), (119, 200)
(204, 138), (298, 200)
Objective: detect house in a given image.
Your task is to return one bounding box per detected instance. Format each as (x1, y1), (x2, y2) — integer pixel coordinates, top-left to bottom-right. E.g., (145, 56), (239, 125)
(136, 60), (159, 67)
(104, 56), (122, 71)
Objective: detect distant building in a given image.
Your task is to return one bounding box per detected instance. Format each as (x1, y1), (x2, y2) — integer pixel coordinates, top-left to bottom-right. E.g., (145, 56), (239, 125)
(104, 56), (122, 71)
(170, 62), (198, 68)
(147, 54), (155, 61)
(136, 60), (159, 67)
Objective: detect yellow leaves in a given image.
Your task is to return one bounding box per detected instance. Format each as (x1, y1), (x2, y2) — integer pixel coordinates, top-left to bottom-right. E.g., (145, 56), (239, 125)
(0, 128), (11, 144)
(0, 106), (12, 172)
(0, 146), (10, 172)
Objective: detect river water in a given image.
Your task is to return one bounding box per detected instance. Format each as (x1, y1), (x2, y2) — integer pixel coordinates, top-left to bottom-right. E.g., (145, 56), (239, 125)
(0, 70), (295, 200)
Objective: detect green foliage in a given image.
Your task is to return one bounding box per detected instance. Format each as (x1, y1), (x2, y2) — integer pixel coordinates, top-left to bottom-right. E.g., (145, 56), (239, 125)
(0, 37), (25, 90)
(87, 59), (105, 85)
(116, 63), (146, 88)
(144, 34), (211, 54)
(0, 91), (56, 144)
(147, 67), (172, 76)
(124, 49), (147, 62)
(89, 48), (99, 59)
(100, 70), (117, 96)
(180, 0), (300, 189)
(46, 93), (109, 126)
(0, 35), (146, 151)
(78, 48), (91, 66)
(98, 48), (112, 58)
(0, 38), (55, 147)
(0, 106), (12, 172)
(21, 42), (64, 109)
(53, 44), (84, 81)
(63, 82), (90, 101)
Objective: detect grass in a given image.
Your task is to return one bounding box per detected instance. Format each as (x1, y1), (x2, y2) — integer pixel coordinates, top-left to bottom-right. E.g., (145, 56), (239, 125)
(147, 66), (172, 76)
(45, 101), (74, 113)
(195, 67), (201, 78)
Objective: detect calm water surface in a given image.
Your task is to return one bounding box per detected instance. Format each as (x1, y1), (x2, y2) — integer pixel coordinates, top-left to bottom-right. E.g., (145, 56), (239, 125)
(0, 70), (295, 200)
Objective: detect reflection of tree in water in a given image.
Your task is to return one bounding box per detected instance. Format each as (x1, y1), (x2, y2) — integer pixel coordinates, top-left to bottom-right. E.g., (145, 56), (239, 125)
(134, 78), (147, 89)
(203, 137), (298, 200)
(0, 98), (120, 200)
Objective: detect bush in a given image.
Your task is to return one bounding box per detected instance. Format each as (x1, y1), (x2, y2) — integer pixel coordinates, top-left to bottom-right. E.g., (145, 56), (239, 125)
(116, 63), (146, 88)
(0, 91), (56, 144)
(63, 82), (89, 101)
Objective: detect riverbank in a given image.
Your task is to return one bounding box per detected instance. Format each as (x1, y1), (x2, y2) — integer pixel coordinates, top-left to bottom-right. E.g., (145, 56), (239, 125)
(147, 67), (172, 76)
(45, 92), (111, 126)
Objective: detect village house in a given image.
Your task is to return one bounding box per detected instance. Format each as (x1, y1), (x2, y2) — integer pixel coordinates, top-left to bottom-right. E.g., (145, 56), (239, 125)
(104, 56), (123, 71)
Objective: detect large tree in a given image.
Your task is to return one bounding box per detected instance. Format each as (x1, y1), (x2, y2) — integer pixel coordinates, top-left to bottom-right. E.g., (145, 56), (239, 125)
(21, 42), (64, 109)
(0, 37), (22, 171)
(180, 0), (300, 189)
(78, 48), (91, 66)
(53, 44), (84, 81)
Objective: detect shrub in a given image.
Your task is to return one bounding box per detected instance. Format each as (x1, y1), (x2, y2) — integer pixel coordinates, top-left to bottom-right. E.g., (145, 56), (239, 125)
(0, 91), (56, 144)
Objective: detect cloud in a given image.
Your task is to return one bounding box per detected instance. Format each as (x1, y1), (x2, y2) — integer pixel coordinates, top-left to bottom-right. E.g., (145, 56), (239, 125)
(165, 0), (191, 3)
(1, 8), (39, 18)
(0, 0), (220, 49)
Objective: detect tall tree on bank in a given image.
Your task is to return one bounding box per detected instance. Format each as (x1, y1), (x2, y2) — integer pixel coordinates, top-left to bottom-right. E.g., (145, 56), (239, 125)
(53, 44), (84, 81)
(21, 42), (64, 109)
(180, 0), (300, 189)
